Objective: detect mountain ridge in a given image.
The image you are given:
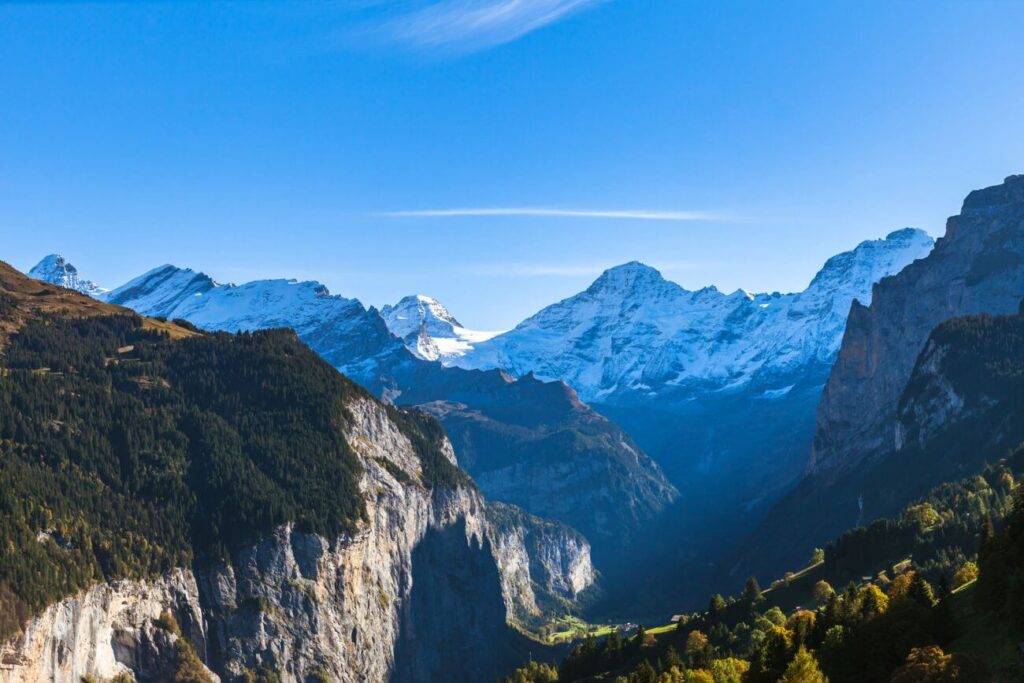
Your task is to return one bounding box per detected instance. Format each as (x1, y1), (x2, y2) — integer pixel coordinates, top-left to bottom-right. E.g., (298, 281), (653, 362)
(451, 228), (935, 404)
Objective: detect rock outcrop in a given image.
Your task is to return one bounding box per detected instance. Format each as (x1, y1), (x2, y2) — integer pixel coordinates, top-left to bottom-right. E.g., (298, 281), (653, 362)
(810, 175), (1024, 475)
(0, 396), (591, 683)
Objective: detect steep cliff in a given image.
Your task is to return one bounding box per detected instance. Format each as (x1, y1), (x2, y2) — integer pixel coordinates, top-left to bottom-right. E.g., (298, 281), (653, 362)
(811, 175), (1024, 475)
(486, 502), (595, 622)
(1, 393), (589, 683)
(731, 308), (1024, 584)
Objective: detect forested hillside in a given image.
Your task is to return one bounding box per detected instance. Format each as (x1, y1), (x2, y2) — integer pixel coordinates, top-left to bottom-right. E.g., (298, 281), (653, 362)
(506, 446), (1024, 682)
(0, 262), (462, 643)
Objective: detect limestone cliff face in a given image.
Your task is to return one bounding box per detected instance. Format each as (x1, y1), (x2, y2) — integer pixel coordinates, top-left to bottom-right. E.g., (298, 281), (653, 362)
(810, 175), (1024, 475)
(486, 502), (595, 622)
(0, 571), (214, 683)
(0, 396), (592, 683)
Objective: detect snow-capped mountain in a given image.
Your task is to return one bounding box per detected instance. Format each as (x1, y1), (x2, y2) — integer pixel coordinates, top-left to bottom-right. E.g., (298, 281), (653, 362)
(452, 228), (935, 404)
(380, 294), (502, 361)
(28, 254), (108, 297)
(103, 265), (405, 380)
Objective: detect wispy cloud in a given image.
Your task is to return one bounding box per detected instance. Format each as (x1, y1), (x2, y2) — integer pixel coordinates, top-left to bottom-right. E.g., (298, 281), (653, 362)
(460, 261), (716, 277)
(379, 207), (722, 221)
(362, 0), (606, 51)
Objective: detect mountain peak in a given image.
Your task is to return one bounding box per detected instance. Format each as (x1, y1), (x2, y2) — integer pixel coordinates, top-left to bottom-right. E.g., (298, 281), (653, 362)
(806, 228), (933, 297)
(961, 173), (1024, 212)
(383, 294), (462, 331)
(588, 261), (669, 294)
(28, 254), (107, 297)
(381, 294), (500, 362)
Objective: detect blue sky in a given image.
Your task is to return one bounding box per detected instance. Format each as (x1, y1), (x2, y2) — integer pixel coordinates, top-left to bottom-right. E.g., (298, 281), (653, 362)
(2, 1), (1023, 329)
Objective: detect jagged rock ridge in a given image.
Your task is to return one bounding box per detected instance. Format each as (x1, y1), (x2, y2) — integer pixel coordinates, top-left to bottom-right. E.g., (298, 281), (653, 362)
(452, 229), (935, 404)
(810, 175), (1024, 475)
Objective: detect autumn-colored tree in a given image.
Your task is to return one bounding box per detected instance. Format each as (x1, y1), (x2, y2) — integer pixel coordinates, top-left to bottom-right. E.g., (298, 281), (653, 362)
(785, 610), (816, 647)
(951, 561), (978, 590)
(903, 503), (941, 528)
(778, 647), (827, 683)
(890, 645), (987, 682)
(812, 580), (834, 605)
(685, 630), (709, 656)
(857, 584), (889, 620)
(682, 670), (713, 683)
(709, 658), (748, 683)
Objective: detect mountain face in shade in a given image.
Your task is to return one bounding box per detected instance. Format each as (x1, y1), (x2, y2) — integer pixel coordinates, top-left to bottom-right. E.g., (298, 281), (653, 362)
(28, 254), (108, 297)
(411, 370), (678, 555)
(453, 229), (935, 405)
(733, 307), (1024, 585)
(380, 294), (501, 362)
(810, 175), (1024, 476)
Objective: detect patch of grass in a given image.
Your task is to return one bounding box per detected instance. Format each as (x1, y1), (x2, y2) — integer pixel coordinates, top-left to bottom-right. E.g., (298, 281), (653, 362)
(645, 623), (676, 636)
(286, 578), (317, 601)
(543, 615), (622, 644)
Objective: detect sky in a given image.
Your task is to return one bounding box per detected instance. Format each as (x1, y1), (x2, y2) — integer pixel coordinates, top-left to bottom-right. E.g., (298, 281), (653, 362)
(2, 1), (1024, 329)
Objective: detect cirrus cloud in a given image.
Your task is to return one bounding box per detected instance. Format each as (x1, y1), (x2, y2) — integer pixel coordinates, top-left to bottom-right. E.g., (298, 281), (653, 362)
(357, 0), (607, 51)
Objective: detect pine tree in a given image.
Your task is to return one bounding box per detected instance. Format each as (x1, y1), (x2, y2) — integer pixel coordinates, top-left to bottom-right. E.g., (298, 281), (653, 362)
(742, 576), (763, 604)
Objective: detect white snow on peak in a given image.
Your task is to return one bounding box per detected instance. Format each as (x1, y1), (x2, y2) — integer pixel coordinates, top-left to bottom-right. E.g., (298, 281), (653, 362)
(380, 294), (503, 361)
(28, 254), (108, 297)
(451, 228), (935, 402)
(101, 264), (404, 378)
(103, 264), (219, 318)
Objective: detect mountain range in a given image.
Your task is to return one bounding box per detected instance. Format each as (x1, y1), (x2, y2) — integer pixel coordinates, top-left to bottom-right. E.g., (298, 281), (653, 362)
(7, 173), (1024, 683)
(27, 225), (934, 608)
(47, 259), (676, 562)
(451, 228), (934, 404)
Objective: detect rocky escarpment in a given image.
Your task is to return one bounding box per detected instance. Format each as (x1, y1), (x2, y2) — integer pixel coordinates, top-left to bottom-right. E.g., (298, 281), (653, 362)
(486, 502), (595, 623)
(810, 175), (1024, 475)
(729, 307), (1024, 586)
(0, 571), (214, 683)
(0, 396), (589, 683)
(894, 310), (1024, 459)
